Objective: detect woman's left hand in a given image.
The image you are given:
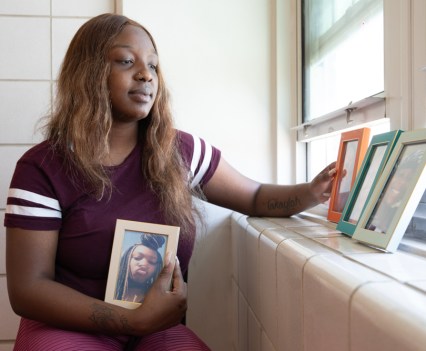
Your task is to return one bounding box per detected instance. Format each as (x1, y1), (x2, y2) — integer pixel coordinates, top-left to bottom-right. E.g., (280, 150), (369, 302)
(309, 161), (337, 203)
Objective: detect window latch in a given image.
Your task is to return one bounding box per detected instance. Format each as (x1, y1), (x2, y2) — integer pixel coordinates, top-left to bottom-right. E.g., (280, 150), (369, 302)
(345, 107), (357, 124)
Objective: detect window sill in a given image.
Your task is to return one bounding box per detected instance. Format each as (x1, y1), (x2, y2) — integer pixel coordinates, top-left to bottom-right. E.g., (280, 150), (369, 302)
(248, 206), (426, 296)
(236, 211), (426, 350)
(299, 204), (426, 259)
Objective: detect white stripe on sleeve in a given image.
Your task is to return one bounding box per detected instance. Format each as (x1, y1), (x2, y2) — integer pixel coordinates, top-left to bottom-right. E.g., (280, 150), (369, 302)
(191, 140), (213, 189)
(8, 188), (61, 211)
(6, 204), (62, 218)
(190, 135), (201, 176)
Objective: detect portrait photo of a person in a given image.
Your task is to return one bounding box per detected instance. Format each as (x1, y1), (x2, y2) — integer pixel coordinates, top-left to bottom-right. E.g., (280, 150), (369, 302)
(366, 143), (426, 233)
(114, 232), (166, 303)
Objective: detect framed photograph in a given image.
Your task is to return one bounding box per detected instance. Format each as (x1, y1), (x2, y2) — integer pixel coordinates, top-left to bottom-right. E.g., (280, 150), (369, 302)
(105, 219), (180, 309)
(353, 129), (426, 252)
(327, 127), (371, 223)
(336, 130), (403, 236)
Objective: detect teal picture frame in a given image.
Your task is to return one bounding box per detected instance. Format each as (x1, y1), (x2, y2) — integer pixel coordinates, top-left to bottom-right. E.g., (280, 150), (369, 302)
(353, 128), (426, 252)
(337, 130), (403, 236)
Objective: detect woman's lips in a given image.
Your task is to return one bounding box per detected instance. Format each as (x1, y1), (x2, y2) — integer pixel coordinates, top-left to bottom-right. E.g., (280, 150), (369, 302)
(129, 87), (152, 103)
(135, 268), (148, 277)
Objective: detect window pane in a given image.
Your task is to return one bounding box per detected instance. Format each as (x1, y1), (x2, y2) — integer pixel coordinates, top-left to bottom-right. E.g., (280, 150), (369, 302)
(306, 120), (390, 181)
(303, 0), (384, 121)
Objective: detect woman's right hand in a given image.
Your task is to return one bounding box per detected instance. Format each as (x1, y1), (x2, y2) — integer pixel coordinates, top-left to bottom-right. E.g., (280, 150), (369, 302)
(132, 256), (187, 335)
(6, 227), (186, 337)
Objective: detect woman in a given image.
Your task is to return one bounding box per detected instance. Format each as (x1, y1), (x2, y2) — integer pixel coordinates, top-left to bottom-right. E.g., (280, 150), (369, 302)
(5, 13), (335, 350)
(115, 233), (165, 303)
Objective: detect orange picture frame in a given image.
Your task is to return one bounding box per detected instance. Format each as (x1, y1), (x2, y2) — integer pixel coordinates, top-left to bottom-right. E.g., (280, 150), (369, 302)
(327, 127), (371, 223)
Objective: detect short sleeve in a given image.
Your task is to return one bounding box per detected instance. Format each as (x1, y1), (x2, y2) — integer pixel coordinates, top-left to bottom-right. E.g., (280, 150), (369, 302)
(4, 143), (63, 231)
(177, 130), (221, 189)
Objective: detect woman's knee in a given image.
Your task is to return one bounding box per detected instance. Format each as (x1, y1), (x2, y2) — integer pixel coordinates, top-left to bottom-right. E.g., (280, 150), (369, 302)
(134, 324), (210, 351)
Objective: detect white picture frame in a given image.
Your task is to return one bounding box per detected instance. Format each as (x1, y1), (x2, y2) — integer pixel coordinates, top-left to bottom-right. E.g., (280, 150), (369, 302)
(353, 128), (426, 252)
(336, 130), (403, 236)
(105, 219), (180, 309)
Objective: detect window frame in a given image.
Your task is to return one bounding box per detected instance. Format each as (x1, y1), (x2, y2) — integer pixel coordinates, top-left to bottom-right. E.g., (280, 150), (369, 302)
(295, 0), (425, 144)
(292, 0), (426, 254)
(301, 0), (385, 127)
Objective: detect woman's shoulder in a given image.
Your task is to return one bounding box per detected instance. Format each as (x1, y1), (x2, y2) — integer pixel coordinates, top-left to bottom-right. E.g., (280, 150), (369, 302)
(175, 129), (218, 151)
(20, 140), (55, 157)
(17, 140), (66, 171)
(175, 129), (194, 155)
(175, 129), (194, 147)
(175, 129), (222, 188)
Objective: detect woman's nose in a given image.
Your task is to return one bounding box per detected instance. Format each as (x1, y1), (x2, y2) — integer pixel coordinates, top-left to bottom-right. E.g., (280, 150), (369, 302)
(134, 68), (152, 82)
(137, 257), (149, 266)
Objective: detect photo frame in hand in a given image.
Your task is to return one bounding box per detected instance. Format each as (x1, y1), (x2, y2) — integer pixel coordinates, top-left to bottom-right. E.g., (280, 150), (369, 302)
(105, 219), (180, 309)
(336, 130), (403, 236)
(327, 127), (371, 223)
(353, 128), (426, 252)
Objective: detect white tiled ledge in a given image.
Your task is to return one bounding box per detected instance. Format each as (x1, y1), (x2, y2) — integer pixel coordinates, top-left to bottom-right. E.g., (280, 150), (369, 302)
(230, 211), (426, 351)
(296, 209), (426, 291)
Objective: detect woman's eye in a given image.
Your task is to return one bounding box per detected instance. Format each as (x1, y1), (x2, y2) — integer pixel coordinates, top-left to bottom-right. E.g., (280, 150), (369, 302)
(120, 59), (134, 65)
(149, 64), (157, 71)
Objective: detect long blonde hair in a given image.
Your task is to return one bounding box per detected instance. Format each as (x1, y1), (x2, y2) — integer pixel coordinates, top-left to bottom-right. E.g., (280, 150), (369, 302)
(47, 13), (198, 234)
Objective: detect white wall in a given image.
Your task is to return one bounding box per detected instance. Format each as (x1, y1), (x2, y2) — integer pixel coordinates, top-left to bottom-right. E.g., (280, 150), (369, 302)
(0, 0), (297, 349)
(122, 0), (276, 184)
(119, 2), (297, 349)
(0, 1), (116, 349)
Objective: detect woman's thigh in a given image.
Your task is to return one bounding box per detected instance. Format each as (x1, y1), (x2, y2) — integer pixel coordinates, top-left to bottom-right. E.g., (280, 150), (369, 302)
(13, 318), (128, 351)
(134, 324), (211, 351)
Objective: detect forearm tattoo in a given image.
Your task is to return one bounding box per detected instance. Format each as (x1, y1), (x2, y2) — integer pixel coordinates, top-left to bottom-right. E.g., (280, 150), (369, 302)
(267, 196), (301, 212)
(89, 303), (135, 334)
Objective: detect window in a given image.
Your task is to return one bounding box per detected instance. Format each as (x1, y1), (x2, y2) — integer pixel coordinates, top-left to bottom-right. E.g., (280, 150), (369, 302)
(299, 0), (388, 180)
(301, 0), (387, 179)
(298, 0), (426, 252)
(302, 0), (384, 122)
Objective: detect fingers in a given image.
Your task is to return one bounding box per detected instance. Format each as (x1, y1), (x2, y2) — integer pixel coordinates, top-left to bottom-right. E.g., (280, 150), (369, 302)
(328, 168), (337, 177)
(320, 161), (336, 174)
(153, 255), (186, 299)
(149, 253), (180, 298)
(311, 161), (337, 203)
(326, 162), (337, 177)
(170, 257), (186, 295)
(155, 255), (174, 288)
(315, 162), (336, 183)
(133, 255), (187, 335)
(169, 257), (187, 313)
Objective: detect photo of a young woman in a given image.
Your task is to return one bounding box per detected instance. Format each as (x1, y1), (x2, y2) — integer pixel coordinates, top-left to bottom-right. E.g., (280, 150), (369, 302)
(365, 143), (426, 233)
(114, 232), (166, 303)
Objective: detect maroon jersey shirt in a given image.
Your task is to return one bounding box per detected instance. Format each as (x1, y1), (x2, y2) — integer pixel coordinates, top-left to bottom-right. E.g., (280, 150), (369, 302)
(4, 130), (221, 299)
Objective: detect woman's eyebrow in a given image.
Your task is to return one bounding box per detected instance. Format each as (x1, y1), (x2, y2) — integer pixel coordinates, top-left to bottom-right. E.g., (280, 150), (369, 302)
(110, 44), (158, 55)
(110, 43), (133, 49)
